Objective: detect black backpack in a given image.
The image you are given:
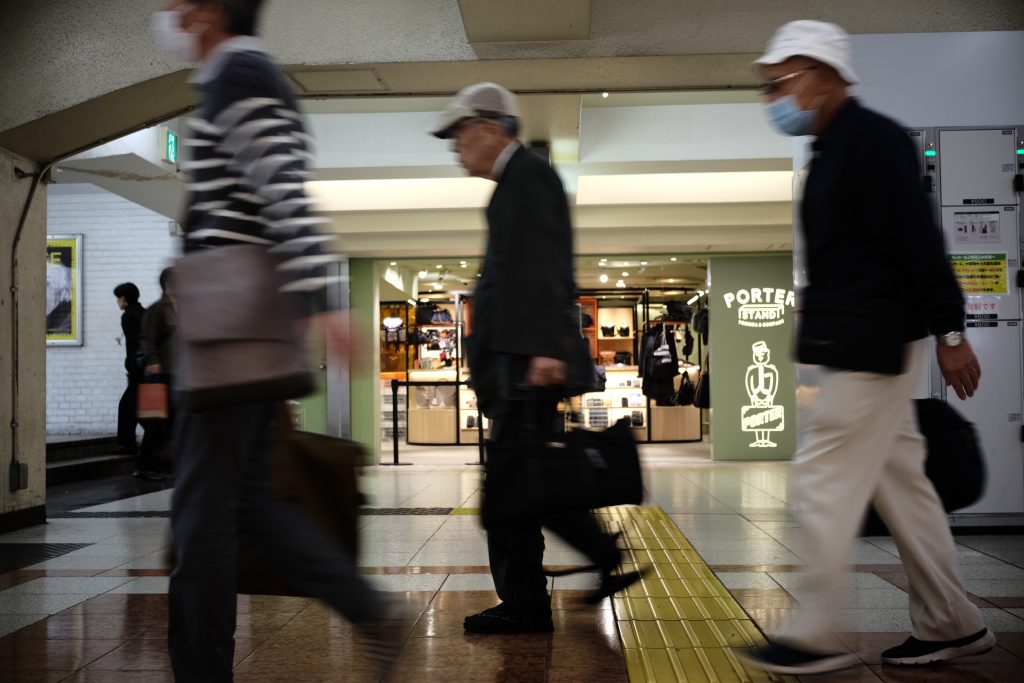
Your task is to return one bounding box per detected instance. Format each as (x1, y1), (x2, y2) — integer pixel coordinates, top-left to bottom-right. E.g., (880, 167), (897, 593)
(862, 399), (986, 535)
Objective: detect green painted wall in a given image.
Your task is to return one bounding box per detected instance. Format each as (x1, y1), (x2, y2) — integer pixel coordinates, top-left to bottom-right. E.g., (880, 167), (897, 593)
(289, 339), (327, 435)
(349, 258), (380, 463)
(708, 255), (796, 461)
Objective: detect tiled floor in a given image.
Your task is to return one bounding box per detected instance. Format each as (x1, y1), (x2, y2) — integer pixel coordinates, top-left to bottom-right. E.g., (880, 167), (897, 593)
(1, 445), (1022, 681)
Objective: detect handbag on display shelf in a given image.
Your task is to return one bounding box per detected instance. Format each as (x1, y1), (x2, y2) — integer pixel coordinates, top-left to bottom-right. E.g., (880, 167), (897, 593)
(481, 406), (643, 529)
(415, 302), (438, 326)
(675, 371), (695, 406)
(174, 245), (313, 412)
(693, 355), (710, 409)
(600, 325), (615, 337)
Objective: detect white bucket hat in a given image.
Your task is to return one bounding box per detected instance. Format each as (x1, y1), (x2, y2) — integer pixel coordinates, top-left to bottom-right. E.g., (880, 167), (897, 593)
(430, 82), (521, 139)
(754, 20), (858, 85)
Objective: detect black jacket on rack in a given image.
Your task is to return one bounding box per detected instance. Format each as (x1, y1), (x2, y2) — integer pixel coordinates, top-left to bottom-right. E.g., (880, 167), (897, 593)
(639, 324), (679, 406)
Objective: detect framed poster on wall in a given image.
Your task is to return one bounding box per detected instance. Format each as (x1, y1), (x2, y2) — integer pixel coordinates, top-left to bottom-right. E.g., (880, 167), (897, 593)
(46, 234), (82, 346)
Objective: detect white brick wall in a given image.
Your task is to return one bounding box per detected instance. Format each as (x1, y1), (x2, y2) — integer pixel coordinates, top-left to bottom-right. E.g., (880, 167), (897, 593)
(46, 187), (179, 437)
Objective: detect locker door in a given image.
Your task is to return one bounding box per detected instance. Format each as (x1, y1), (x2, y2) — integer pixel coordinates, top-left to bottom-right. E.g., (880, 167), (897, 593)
(948, 321), (1024, 515)
(941, 205), (1021, 318)
(938, 129), (1019, 207)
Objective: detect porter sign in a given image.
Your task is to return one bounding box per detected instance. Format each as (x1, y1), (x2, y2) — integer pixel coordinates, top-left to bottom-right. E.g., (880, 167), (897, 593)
(722, 287), (795, 328)
(708, 257), (796, 461)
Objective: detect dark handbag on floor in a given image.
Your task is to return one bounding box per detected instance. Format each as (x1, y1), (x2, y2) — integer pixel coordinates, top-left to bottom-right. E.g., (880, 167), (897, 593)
(481, 413), (643, 529)
(862, 399), (986, 535)
(237, 417), (365, 596)
(174, 245), (313, 412)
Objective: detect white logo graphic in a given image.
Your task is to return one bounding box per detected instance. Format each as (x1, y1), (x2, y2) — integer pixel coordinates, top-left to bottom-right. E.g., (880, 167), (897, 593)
(723, 287), (795, 328)
(741, 341), (784, 447)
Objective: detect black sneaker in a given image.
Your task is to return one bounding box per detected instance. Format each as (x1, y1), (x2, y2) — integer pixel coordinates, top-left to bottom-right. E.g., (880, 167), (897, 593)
(463, 604), (553, 634)
(738, 642), (859, 675)
(881, 628), (995, 666)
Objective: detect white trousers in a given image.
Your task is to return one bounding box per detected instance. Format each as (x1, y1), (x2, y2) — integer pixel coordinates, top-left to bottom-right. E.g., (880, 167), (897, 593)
(784, 338), (986, 651)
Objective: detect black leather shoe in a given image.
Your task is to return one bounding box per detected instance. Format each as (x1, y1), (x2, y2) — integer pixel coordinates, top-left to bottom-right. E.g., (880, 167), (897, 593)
(463, 604), (554, 634)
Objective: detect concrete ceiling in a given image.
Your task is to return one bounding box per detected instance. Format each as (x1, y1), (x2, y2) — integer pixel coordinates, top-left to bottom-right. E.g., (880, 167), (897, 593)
(2, 0), (1021, 163)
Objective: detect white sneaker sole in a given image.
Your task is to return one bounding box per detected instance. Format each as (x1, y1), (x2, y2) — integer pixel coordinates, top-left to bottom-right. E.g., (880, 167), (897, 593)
(737, 651), (860, 675)
(882, 630), (997, 666)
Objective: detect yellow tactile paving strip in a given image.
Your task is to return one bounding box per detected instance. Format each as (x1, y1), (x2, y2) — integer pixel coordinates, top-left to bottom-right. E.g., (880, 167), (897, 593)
(595, 506), (797, 683)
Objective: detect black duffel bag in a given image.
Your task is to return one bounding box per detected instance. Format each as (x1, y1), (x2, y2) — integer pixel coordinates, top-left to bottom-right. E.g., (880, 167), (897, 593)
(862, 398), (985, 535)
(481, 416), (643, 529)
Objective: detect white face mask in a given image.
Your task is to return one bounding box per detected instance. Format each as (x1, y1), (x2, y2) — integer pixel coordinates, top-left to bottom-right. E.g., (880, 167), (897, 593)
(151, 6), (201, 63)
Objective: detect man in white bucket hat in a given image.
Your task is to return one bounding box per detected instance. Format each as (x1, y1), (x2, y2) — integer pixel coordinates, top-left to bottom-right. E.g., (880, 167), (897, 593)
(740, 20), (992, 676)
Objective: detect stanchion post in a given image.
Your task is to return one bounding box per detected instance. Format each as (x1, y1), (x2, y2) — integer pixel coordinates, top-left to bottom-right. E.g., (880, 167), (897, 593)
(391, 379), (400, 465)
(476, 409), (485, 464)
(381, 379), (411, 466)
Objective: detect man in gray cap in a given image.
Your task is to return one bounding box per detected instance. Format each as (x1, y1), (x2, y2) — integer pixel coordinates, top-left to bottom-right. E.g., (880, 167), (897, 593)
(431, 82), (641, 634)
(739, 20), (992, 675)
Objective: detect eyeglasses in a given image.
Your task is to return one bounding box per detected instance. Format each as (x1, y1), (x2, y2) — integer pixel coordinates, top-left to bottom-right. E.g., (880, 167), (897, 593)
(759, 67), (817, 96)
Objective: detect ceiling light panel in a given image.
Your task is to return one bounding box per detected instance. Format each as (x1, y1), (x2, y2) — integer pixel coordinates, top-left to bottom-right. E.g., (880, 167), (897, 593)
(307, 178), (495, 212)
(576, 171), (792, 205)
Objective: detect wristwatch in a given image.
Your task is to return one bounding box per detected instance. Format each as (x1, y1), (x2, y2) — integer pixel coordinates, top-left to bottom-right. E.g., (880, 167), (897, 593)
(936, 331), (965, 347)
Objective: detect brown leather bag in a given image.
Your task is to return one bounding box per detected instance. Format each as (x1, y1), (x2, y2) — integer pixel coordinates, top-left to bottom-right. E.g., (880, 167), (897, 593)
(237, 412), (365, 596)
(174, 245), (313, 411)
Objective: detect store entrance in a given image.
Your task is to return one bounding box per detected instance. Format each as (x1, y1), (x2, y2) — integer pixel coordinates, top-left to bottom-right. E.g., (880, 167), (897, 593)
(375, 255), (711, 465)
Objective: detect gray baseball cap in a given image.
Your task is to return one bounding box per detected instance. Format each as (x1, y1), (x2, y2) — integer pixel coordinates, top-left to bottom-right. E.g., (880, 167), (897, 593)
(430, 82), (521, 139)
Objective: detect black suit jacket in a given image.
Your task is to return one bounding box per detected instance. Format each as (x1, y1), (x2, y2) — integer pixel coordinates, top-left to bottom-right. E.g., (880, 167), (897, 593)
(468, 146), (578, 413)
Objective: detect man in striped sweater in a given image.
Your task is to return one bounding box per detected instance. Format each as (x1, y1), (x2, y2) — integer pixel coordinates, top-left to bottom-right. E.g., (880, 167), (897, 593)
(153, 2), (400, 680)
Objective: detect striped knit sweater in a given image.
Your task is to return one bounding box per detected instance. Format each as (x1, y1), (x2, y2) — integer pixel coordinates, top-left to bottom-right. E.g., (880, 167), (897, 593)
(182, 40), (340, 309)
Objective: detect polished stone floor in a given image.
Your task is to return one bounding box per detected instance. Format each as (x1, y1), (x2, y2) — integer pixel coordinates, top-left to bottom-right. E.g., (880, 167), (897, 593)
(1, 444), (1022, 682)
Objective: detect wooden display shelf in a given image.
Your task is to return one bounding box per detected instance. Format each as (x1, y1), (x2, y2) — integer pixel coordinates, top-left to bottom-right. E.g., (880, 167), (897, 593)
(407, 407), (456, 444)
(650, 405), (701, 441)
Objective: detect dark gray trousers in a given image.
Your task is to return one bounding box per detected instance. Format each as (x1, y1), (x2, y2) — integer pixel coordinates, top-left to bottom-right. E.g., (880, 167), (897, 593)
(485, 398), (619, 617)
(168, 403), (376, 682)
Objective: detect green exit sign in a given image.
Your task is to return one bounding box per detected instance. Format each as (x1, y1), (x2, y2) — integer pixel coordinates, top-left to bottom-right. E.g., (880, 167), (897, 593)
(162, 127), (178, 165)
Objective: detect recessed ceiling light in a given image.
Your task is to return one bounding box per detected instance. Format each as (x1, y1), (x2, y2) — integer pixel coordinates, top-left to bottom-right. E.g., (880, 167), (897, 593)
(389, 261), (397, 266)
(621, 271), (629, 277)
(670, 257), (678, 262)
(615, 280), (626, 288)
(436, 264), (443, 269)
(599, 274), (609, 283)
(601, 92), (609, 98)
(460, 263), (467, 268)
(640, 261), (648, 265)
(418, 270), (427, 277)
(667, 278), (675, 283)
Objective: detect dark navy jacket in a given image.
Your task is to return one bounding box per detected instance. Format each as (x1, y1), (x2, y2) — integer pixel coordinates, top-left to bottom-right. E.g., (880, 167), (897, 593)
(797, 98), (965, 374)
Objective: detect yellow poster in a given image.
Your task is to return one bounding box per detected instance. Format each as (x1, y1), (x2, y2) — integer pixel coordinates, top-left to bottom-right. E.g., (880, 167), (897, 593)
(949, 253), (1007, 295)
(46, 235), (82, 345)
